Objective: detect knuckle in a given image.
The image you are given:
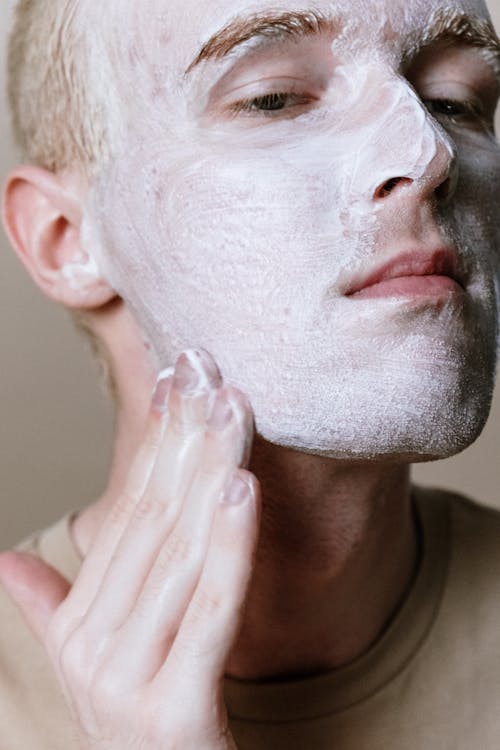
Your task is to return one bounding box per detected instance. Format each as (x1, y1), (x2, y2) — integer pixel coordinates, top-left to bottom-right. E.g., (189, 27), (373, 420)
(177, 587), (237, 660)
(45, 612), (66, 654)
(59, 631), (94, 687)
(46, 609), (81, 662)
(132, 495), (166, 522)
(188, 588), (222, 625)
(195, 456), (222, 483)
(89, 665), (127, 712)
(107, 492), (135, 526)
(158, 530), (195, 570)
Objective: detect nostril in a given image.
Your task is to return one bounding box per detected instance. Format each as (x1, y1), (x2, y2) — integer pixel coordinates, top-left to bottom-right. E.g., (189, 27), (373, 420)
(375, 176), (413, 200)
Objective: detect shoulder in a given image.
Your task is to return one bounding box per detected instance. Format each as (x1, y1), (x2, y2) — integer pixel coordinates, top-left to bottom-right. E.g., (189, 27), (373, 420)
(15, 512), (82, 580)
(416, 486), (500, 642)
(416, 485), (500, 561)
(0, 515), (78, 747)
(416, 485), (500, 578)
(0, 511), (80, 678)
(0, 513), (73, 672)
(416, 483), (500, 540)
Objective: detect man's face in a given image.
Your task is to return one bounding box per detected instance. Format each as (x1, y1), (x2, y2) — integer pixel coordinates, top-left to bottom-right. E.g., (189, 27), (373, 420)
(83, 0), (500, 459)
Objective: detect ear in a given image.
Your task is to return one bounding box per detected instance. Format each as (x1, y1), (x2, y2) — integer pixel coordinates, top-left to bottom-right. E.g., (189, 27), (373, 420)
(2, 165), (116, 309)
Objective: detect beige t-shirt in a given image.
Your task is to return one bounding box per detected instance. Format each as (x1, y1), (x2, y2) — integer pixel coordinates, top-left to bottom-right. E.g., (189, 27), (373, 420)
(1, 487), (500, 749)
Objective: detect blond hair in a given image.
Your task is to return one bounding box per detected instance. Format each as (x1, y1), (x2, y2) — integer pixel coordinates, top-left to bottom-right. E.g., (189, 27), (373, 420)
(8, 0), (108, 177)
(8, 1), (119, 393)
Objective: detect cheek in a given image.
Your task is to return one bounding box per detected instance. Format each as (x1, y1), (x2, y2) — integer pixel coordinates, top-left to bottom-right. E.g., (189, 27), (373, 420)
(452, 133), (500, 284)
(88, 141), (374, 336)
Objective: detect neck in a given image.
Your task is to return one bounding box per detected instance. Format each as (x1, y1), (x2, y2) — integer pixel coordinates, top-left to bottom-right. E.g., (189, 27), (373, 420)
(74, 392), (417, 683)
(225, 437), (416, 680)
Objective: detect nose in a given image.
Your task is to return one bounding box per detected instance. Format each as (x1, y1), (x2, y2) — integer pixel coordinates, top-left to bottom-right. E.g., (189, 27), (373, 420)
(374, 134), (457, 204)
(366, 78), (458, 207)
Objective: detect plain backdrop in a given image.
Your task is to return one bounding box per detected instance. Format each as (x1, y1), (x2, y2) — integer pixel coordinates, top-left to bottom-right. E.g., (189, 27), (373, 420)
(1, 1), (500, 548)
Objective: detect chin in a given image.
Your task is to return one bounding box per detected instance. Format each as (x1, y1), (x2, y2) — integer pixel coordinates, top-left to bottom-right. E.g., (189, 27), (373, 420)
(255, 388), (494, 464)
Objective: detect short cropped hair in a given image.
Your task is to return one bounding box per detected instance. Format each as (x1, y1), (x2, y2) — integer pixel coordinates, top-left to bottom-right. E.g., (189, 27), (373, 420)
(8, 1), (119, 395)
(8, 0), (108, 177)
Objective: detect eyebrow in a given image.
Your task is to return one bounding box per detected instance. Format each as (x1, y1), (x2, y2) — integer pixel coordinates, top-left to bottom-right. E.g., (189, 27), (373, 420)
(184, 7), (500, 78)
(185, 10), (337, 76)
(415, 8), (500, 75)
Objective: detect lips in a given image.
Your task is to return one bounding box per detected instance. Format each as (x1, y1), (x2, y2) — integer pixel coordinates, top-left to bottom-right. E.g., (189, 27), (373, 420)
(345, 247), (465, 299)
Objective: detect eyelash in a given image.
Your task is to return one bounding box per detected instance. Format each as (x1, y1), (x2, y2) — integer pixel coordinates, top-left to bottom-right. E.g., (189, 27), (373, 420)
(228, 91), (487, 129)
(229, 91), (315, 116)
(424, 97), (484, 119)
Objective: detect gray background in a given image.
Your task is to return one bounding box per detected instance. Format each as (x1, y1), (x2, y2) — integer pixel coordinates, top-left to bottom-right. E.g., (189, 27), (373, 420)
(1, 1), (500, 548)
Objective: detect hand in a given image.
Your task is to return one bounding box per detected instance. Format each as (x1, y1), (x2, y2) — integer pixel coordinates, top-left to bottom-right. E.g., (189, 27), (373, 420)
(0, 349), (260, 749)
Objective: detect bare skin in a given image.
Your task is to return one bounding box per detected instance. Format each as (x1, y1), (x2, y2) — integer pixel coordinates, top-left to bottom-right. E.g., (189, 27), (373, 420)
(1, 0), (498, 745)
(75, 331), (417, 683)
(1, 352), (260, 748)
(0, 343), (416, 748)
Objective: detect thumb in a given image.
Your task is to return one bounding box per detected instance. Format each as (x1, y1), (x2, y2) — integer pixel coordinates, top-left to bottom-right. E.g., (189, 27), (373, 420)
(0, 551), (70, 643)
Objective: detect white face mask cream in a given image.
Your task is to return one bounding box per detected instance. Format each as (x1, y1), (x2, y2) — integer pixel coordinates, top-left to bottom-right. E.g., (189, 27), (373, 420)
(80, 0), (500, 459)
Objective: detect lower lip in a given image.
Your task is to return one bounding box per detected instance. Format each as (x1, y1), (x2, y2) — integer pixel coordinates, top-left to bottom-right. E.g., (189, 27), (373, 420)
(348, 275), (464, 300)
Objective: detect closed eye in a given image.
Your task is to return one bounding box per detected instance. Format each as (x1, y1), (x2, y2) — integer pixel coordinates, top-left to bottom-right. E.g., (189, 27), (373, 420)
(424, 97), (483, 117)
(422, 97), (492, 132)
(229, 91), (316, 117)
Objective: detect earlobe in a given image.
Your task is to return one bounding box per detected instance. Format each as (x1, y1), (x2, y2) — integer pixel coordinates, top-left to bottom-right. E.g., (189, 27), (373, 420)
(1, 165), (116, 309)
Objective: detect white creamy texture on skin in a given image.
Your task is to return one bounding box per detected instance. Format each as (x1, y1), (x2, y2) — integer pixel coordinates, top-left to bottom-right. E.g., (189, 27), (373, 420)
(79, 0), (500, 459)
(61, 253), (102, 291)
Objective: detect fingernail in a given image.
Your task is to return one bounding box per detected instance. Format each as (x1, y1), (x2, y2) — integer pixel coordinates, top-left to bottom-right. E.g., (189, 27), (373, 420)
(206, 389), (233, 430)
(152, 370), (174, 412)
(221, 473), (254, 505)
(173, 350), (221, 395)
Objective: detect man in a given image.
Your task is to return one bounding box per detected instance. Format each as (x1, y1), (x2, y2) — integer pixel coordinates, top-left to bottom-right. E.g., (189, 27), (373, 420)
(1, 0), (500, 746)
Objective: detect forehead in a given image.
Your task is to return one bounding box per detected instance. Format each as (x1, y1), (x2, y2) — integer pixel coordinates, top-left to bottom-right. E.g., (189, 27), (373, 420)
(81, 0), (496, 115)
(100, 0), (492, 59)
